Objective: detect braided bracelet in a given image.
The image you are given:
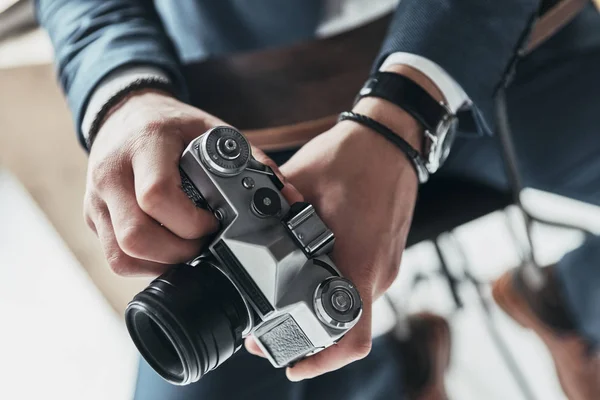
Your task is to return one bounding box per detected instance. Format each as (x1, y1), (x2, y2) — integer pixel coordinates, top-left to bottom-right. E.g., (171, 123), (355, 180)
(86, 77), (176, 150)
(338, 111), (429, 183)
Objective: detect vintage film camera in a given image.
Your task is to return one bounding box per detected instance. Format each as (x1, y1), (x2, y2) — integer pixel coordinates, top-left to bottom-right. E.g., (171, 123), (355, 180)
(125, 127), (362, 385)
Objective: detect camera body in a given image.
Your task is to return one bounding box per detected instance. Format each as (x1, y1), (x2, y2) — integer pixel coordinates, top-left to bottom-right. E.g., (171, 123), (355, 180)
(178, 126), (362, 370)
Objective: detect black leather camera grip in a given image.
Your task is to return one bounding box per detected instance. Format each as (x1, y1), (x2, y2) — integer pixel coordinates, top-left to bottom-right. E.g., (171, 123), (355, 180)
(179, 167), (208, 209)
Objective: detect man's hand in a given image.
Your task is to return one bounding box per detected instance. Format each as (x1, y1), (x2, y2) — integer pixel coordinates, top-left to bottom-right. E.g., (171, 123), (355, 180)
(83, 91), (299, 276)
(84, 91), (221, 276)
(246, 98), (424, 381)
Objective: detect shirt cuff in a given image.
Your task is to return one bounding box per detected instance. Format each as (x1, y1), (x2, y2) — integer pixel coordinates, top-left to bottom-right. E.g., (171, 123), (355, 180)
(81, 66), (171, 142)
(379, 52), (472, 114)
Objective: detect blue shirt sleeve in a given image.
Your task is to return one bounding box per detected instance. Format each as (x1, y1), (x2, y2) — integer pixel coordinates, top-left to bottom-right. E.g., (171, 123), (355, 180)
(36, 0), (189, 148)
(374, 0), (541, 135)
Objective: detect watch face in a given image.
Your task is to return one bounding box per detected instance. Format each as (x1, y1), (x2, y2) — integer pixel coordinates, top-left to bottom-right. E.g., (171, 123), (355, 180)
(427, 115), (458, 174)
(439, 117), (459, 166)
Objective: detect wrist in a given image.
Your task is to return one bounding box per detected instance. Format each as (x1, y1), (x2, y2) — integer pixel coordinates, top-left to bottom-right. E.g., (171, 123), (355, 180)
(104, 89), (174, 122)
(353, 64), (448, 153)
(352, 97), (424, 154)
(87, 76), (175, 149)
(92, 88), (175, 147)
(82, 67), (172, 142)
(352, 64), (452, 171)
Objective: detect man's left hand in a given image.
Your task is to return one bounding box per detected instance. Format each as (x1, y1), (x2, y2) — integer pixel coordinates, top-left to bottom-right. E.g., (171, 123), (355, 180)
(245, 103), (423, 380)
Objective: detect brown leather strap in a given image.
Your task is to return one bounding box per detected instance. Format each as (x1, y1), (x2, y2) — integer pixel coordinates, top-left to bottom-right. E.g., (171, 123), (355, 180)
(245, 116), (337, 151)
(524, 0), (590, 54)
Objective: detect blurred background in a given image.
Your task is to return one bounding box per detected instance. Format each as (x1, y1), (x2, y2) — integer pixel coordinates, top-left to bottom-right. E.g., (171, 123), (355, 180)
(1, 1), (600, 399)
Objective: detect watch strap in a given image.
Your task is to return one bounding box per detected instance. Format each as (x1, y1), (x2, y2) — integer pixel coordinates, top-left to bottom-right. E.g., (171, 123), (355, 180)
(355, 72), (447, 132)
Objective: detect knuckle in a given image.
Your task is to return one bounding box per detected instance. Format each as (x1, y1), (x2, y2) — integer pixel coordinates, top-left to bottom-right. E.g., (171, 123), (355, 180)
(82, 201), (94, 229)
(141, 118), (183, 141)
(138, 177), (172, 213)
(143, 118), (169, 135)
(106, 252), (134, 276)
(180, 223), (210, 241)
(116, 224), (148, 257)
(90, 158), (120, 192)
(84, 214), (96, 232)
(82, 193), (104, 233)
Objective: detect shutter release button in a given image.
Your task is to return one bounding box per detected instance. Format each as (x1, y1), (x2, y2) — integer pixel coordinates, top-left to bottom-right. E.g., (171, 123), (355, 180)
(251, 188), (281, 217)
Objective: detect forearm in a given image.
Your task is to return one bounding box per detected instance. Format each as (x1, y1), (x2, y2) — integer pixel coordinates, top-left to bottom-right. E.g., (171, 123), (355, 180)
(36, 0), (187, 147)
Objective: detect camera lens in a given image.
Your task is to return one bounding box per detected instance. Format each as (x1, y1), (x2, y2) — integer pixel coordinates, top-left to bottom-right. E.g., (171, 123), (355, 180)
(125, 259), (250, 385)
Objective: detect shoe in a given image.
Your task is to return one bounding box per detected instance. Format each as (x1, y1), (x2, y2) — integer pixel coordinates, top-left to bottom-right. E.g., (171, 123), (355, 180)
(388, 313), (451, 400)
(492, 267), (600, 400)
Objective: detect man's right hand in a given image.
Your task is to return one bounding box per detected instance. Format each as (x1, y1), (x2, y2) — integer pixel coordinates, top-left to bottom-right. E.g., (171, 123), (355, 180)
(83, 91), (223, 276)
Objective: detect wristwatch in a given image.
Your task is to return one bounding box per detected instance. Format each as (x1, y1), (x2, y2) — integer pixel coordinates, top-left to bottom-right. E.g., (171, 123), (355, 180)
(355, 72), (458, 174)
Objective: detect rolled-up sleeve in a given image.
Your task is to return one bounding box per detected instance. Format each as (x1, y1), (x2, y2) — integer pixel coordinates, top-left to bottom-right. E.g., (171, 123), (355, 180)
(36, 0), (188, 147)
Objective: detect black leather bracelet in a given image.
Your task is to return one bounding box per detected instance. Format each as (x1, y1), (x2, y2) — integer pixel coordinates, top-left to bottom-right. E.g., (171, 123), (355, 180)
(338, 111), (429, 184)
(86, 77), (176, 150)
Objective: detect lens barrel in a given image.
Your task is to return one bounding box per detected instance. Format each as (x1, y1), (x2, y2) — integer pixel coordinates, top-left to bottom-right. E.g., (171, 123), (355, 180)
(125, 259), (249, 385)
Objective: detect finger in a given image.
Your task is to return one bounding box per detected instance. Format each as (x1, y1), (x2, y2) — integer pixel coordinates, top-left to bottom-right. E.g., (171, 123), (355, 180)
(244, 337), (267, 358)
(252, 146), (304, 204)
(104, 175), (205, 264)
(285, 298), (373, 382)
(132, 137), (218, 240)
(83, 190), (103, 235)
(93, 203), (169, 276)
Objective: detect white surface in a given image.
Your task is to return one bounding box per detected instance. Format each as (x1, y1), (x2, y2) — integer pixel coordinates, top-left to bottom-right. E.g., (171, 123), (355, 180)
(0, 29), (53, 69)
(391, 189), (600, 400)
(318, 0), (398, 37)
(0, 169), (137, 400)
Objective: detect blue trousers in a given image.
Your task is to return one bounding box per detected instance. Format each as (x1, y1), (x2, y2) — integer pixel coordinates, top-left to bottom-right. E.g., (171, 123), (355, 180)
(134, 22), (600, 400)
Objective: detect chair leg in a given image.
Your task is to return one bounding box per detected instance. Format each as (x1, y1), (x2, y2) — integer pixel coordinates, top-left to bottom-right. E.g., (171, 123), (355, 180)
(502, 207), (547, 290)
(495, 89), (549, 291)
(447, 232), (539, 400)
(433, 238), (464, 309)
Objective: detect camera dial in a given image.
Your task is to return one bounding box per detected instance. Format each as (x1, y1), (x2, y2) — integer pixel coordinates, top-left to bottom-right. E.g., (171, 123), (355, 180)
(314, 277), (362, 330)
(199, 126), (251, 176)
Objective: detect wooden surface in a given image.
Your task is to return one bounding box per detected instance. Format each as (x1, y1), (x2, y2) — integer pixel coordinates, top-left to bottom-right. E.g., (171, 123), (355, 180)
(185, 15), (390, 130)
